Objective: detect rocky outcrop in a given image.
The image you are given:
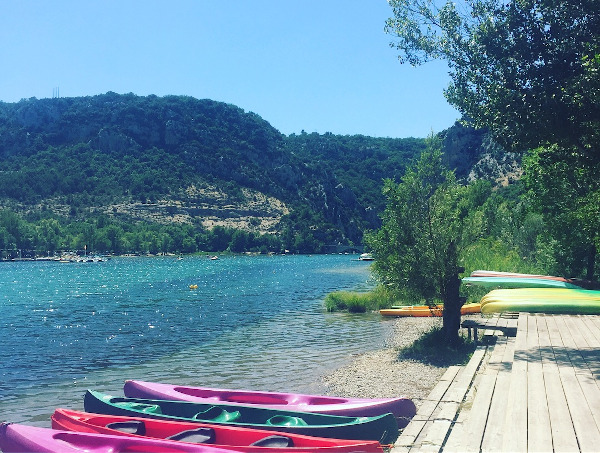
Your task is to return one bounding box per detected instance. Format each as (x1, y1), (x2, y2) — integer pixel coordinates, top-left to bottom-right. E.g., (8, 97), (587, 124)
(103, 185), (289, 234)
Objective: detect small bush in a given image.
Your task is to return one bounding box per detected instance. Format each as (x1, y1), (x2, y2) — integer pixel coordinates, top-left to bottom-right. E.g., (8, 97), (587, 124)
(324, 286), (403, 312)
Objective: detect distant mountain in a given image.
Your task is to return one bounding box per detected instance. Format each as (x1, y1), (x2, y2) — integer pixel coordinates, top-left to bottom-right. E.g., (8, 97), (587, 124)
(0, 92), (517, 253)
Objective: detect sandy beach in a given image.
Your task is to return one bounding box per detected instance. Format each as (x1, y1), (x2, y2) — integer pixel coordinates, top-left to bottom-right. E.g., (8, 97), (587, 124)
(322, 317), (447, 407)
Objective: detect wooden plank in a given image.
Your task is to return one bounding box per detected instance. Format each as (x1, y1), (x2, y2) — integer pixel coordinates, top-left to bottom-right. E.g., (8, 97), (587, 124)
(546, 315), (573, 369)
(417, 401), (459, 452)
(480, 372), (511, 452)
(582, 316), (600, 345)
(543, 369), (579, 452)
(556, 316), (590, 372)
(536, 315), (557, 371)
(485, 336), (507, 374)
(501, 314), (528, 452)
(461, 373), (497, 452)
(522, 315), (553, 452)
(501, 367), (528, 452)
(527, 365), (553, 452)
(441, 421), (464, 453)
(442, 364), (482, 452)
(576, 372), (600, 437)
(500, 335), (515, 365)
(563, 315), (591, 349)
(418, 419), (452, 452)
(420, 367), (460, 404)
(565, 315), (600, 376)
(560, 369), (600, 452)
(443, 348), (486, 403)
(394, 419), (428, 449)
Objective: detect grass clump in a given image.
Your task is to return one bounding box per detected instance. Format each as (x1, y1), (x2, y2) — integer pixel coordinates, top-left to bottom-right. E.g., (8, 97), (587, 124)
(399, 325), (475, 366)
(325, 286), (398, 313)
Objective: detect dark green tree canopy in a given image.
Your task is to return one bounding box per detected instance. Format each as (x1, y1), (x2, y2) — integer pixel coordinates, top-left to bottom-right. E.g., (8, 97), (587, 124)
(386, 0), (600, 153)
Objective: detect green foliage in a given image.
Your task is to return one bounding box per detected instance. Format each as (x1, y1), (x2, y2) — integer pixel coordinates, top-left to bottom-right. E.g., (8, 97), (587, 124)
(365, 138), (495, 344)
(0, 209), (284, 258)
(523, 146), (600, 279)
(366, 138), (483, 301)
(324, 286), (400, 313)
(460, 238), (546, 302)
(0, 93), (439, 253)
(386, 0), (600, 154)
(386, 0), (600, 280)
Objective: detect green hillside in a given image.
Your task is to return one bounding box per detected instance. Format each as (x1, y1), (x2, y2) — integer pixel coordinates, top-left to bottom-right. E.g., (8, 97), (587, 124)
(0, 92), (507, 256)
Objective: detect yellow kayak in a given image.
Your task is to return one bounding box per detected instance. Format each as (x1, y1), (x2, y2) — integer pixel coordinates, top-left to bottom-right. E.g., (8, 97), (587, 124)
(481, 288), (600, 306)
(380, 303), (481, 317)
(480, 288), (600, 314)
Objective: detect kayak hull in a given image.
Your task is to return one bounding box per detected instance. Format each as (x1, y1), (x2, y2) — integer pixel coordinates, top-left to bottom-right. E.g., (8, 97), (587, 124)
(481, 301), (600, 314)
(51, 408), (384, 452)
(379, 303), (481, 317)
(84, 390), (399, 445)
(480, 288), (600, 314)
(124, 380), (415, 425)
(0, 422), (235, 453)
(462, 276), (580, 289)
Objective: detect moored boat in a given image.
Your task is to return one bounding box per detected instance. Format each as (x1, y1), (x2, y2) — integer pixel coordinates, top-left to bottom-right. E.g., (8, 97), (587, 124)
(52, 408), (384, 452)
(124, 379), (415, 426)
(0, 422), (236, 453)
(358, 253), (374, 261)
(84, 390), (399, 445)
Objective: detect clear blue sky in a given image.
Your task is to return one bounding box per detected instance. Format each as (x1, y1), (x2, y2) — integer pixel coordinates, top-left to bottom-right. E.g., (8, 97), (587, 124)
(0, 1), (459, 138)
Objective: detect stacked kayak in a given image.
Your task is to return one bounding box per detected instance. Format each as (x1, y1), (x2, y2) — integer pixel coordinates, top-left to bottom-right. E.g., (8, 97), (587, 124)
(480, 288), (600, 314)
(462, 276), (580, 289)
(124, 379), (415, 425)
(1, 381), (412, 452)
(379, 303), (481, 317)
(83, 389), (400, 445)
(51, 408), (385, 452)
(463, 270), (587, 289)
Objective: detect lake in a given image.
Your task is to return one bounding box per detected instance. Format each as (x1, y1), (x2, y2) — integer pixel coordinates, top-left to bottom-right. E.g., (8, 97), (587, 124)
(0, 254), (393, 426)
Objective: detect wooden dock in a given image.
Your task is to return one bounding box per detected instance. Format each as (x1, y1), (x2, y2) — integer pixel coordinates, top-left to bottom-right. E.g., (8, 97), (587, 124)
(393, 313), (600, 452)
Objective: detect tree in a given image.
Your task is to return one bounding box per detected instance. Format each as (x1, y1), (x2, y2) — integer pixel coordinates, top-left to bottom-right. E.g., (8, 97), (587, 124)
(386, 0), (600, 152)
(366, 139), (482, 345)
(386, 0), (600, 279)
(523, 146), (600, 280)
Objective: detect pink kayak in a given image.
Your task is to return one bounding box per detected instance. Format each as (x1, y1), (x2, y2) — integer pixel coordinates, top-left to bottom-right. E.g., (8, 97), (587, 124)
(0, 422), (237, 453)
(469, 270), (569, 282)
(124, 380), (416, 427)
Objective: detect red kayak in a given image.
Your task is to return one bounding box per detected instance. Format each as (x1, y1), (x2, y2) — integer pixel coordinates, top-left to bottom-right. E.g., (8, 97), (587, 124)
(51, 408), (385, 452)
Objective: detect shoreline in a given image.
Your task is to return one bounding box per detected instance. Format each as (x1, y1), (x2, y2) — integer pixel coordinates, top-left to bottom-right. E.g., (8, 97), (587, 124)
(322, 317), (447, 406)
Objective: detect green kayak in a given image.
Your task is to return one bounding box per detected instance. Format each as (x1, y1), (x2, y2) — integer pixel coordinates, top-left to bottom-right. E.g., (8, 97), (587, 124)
(84, 390), (399, 445)
(462, 276), (581, 289)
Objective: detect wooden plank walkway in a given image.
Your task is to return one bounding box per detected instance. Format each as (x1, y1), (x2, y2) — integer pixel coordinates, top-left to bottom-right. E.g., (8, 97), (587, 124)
(392, 313), (600, 452)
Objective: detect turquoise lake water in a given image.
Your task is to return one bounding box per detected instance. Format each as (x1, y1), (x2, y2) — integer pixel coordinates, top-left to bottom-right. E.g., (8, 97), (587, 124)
(0, 254), (393, 426)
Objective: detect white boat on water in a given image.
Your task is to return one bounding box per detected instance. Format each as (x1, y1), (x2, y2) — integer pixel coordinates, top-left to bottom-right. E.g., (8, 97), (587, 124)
(358, 253), (374, 261)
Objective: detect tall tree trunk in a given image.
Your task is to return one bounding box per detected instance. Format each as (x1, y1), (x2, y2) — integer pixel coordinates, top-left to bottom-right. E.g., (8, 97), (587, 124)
(586, 244), (597, 282)
(442, 242), (463, 347)
(442, 272), (462, 347)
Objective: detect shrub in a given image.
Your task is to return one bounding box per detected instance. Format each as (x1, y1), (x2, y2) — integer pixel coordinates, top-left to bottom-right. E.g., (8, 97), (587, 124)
(324, 286), (402, 312)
